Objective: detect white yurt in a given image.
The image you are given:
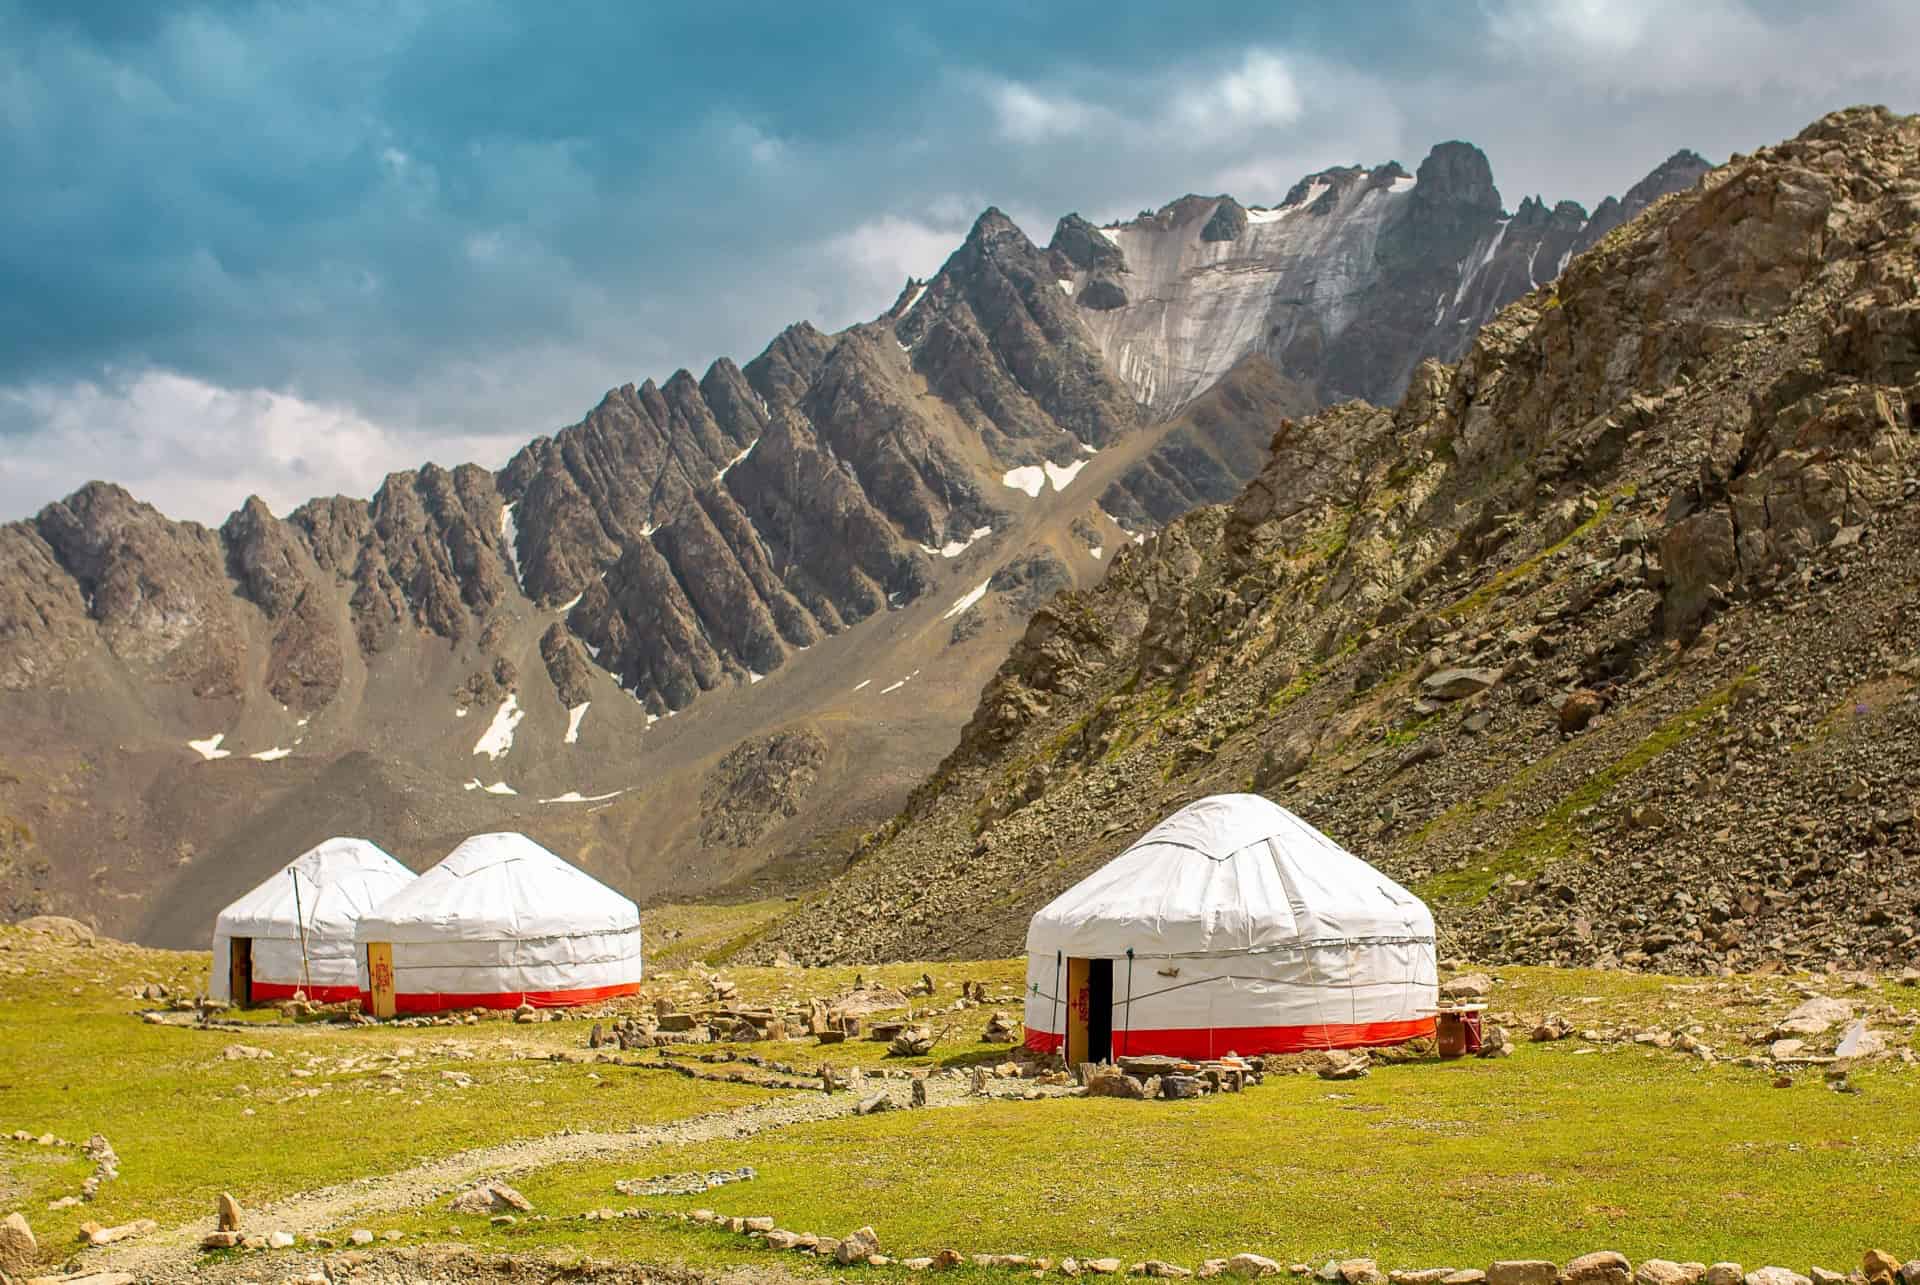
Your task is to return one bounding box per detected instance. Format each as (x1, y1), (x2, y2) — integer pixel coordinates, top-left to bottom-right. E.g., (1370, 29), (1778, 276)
(353, 832), (643, 1015)
(1023, 794), (1436, 1062)
(210, 837), (417, 1006)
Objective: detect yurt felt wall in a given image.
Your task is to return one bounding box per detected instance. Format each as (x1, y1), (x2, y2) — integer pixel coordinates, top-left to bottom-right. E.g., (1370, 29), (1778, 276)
(353, 832), (642, 1013)
(210, 837), (416, 1004)
(1023, 794), (1437, 1060)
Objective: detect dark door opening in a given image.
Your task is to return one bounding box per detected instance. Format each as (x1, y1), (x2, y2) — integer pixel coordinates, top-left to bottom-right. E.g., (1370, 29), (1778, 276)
(1087, 958), (1113, 1063)
(230, 937), (253, 1007)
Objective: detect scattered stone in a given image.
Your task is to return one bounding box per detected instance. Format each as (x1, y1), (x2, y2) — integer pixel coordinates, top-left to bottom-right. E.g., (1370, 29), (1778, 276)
(448, 1182), (532, 1215)
(1087, 1260), (1124, 1275)
(349, 1229), (375, 1246)
(77, 1218), (157, 1247)
(834, 1226), (881, 1265)
(1488, 1262), (1558, 1285)
(1833, 1020), (1886, 1060)
(1743, 1270), (1811, 1285)
(1772, 997), (1852, 1038)
(267, 1230), (296, 1249)
(221, 1044), (273, 1061)
(1559, 690), (1606, 733)
(1636, 1262), (1705, 1285)
(1422, 668), (1501, 700)
(199, 1231), (241, 1250)
(855, 1092), (893, 1115)
(1317, 1051), (1370, 1080)
(1228, 1254), (1282, 1277)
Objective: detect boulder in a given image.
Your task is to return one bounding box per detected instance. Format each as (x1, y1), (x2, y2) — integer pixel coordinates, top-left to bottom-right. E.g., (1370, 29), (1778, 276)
(1565, 1253), (1631, 1285)
(1087, 1070), (1151, 1099)
(0, 1212), (36, 1276)
(1743, 1271), (1810, 1285)
(448, 1182), (532, 1215)
(1228, 1255), (1282, 1277)
(1772, 996), (1851, 1038)
(1488, 1263), (1557, 1285)
(835, 1226), (881, 1265)
(1558, 690), (1606, 733)
(1860, 1254), (1898, 1285)
(1440, 973), (1493, 1000)
(1422, 668), (1501, 700)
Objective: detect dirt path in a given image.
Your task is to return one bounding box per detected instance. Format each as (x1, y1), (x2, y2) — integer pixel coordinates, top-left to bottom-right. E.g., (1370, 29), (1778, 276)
(87, 1077), (992, 1280)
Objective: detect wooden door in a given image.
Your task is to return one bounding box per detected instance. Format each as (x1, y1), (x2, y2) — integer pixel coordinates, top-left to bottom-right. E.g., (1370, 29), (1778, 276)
(365, 942), (396, 1018)
(1064, 957), (1090, 1067)
(229, 937), (252, 1007)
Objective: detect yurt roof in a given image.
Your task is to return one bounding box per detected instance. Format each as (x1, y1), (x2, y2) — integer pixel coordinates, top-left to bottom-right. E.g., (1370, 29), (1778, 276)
(355, 832), (638, 943)
(1027, 794), (1431, 959)
(214, 837), (416, 942)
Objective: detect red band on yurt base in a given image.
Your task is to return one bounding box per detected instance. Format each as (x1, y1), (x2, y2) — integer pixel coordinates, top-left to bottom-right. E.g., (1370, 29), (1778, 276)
(363, 981), (643, 1014)
(251, 981), (364, 1004)
(1023, 1016), (1435, 1059)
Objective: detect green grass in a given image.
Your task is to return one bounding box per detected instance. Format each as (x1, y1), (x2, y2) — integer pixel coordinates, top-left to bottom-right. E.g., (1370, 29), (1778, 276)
(0, 930), (778, 1262)
(1417, 673), (1748, 905)
(380, 979), (1920, 1270)
(644, 899), (798, 967)
(1446, 488), (1630, 620)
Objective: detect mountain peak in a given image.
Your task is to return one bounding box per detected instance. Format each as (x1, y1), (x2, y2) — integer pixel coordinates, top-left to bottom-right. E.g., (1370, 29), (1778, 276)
(1413, 140), (1501, 212)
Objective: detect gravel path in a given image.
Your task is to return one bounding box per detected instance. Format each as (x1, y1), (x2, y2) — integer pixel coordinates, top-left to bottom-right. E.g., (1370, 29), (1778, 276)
(86, 1075), (996, 1281)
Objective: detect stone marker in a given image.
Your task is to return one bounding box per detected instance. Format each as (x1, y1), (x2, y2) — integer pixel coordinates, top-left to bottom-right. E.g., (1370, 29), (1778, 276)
(0, 1212), (37, 1277)
(216, 1192), (242, 1232)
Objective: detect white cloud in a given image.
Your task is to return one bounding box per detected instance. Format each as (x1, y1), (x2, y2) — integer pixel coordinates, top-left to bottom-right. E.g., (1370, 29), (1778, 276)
(1167, 50), (1304, 135)
(984, 79), (1103, 143)
(823, 213), (969, 297)
(0, 370), (525, 523)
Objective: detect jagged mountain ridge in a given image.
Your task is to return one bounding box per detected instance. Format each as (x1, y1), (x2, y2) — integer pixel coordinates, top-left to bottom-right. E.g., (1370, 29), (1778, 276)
(750, 107), (1920, 976)
(1, 136), (1707, 947)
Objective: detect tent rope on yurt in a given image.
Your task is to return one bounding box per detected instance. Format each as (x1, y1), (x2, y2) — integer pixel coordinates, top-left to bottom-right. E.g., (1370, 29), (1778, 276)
(1022, 794), (1438, 1061)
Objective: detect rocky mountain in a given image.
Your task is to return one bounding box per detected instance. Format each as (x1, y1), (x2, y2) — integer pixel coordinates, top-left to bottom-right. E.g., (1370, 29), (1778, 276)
(2, 135), (1707, 948)
(752, 107), (1920, 977)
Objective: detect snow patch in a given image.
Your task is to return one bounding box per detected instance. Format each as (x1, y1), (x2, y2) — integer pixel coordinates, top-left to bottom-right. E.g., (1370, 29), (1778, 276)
(1089, 546), (1104, 560)
(1043, 459), (1086, 491)
(472, 693), (523, 760)
(1078, 440), (1099, 455)
(645, 712), (660, 726)
(455, 707), (470, 719)
(499, 503), (521, 589)
(538, 788), (627, 805)
(1245, 206), (1292, 225)
(748, 670), (764, 685)
(564, 701), (589, 745)
(1390, 175), (1417, 193)
(464, 779), (518, 796)
(187, 734), (230, 761)
(1097, 225), (1122, 243)
(941, 578), (991, 620)
(934, 525), (994, 558)
(249, 747), (292, 762)
(714, 439), (757, 483)
(558, 592), (582, 612)
(852, 679), (872, 692)
(879, 678), (906, 695)
(295, 717), (310, 728)
(900, 283), (929, 315)
(1057, 279), (1074, 295)
(1002, 465), (1046, 498)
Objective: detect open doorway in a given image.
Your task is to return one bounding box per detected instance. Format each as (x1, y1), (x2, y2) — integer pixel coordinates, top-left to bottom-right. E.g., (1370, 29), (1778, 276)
(1064, 957), (1114, 1065)
(229, 937), (252, 1007)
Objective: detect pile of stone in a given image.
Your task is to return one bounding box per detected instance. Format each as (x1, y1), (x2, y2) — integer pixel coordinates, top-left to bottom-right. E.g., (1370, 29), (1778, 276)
(1083, 1055), (1261, 1101)
(614, 1167), (757, 1198)
(448, 1182), (533, 1216)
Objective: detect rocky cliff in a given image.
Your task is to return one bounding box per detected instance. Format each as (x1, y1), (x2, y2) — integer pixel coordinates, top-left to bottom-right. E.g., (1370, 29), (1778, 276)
(2, 135), (1709, 947)
(752, 107), (1920, 977)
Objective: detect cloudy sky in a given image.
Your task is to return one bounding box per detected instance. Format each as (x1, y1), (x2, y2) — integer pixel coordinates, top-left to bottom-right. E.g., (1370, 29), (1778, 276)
(4, 0), (1917, 523)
